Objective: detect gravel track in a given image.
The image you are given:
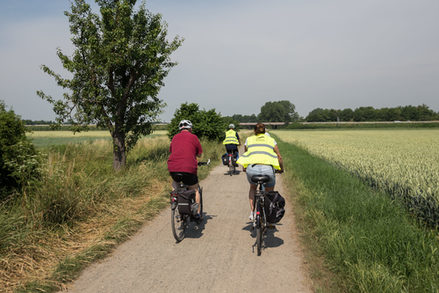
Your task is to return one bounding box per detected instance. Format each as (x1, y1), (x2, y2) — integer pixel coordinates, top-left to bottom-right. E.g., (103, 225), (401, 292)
(63, 163), (312, 293)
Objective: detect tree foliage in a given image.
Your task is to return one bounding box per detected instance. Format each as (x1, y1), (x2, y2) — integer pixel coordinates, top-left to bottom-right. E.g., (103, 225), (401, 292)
(0, 101), (41, 200)
(37, 0), (182, 170)
(258, 100), (299, 123)
(228, 114), (258, 123)
(168, 103), (224, 141)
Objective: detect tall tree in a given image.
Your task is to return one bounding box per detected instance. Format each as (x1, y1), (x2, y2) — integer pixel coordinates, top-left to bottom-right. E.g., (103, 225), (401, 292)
(258, 100), (299, 122)
(38, 0), (182, 170)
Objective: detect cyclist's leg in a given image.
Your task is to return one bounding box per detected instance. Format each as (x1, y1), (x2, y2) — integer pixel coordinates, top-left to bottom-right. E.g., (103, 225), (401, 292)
(248, 183), (257, 211)
(245, 165), (259, 213)
(169, 172), (180, 191)
(179, 172), (201, 215)
(233, 146), (239, 158)
(188, 183), (201, 214)
(261, 165), (276, 191)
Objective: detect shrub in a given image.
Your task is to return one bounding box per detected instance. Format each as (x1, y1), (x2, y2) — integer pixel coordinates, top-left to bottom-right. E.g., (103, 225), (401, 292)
(0, 101), (41, 200)
(168, 103), (225, 140)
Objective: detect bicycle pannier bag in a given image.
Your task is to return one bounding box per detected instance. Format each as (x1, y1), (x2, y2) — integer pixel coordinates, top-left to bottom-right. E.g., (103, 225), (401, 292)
(221, 153), (229, 165)
(177, 189), (196, 214)
(264, 191), (285, 223)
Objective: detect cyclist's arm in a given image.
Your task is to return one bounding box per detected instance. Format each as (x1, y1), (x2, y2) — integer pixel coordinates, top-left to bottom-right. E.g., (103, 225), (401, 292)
(196, 137), (203, 158)
(274, 145), (284, 172)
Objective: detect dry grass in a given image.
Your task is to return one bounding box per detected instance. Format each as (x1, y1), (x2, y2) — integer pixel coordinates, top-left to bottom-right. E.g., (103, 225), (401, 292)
(0, 135), (171, 292)
(1, 177), (167, 293)
(1, 133), (224, 293)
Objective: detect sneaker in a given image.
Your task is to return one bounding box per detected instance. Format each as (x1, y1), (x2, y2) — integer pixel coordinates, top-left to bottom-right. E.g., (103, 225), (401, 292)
(249, 211), (255, 221)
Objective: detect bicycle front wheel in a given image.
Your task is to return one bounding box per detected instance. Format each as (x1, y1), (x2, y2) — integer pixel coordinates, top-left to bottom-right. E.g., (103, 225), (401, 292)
(171, 208), (186, 242)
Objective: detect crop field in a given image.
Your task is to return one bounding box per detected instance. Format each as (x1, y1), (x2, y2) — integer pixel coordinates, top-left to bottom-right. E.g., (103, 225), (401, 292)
(27, 130), (167, 147)
(272, 129), (439, 226)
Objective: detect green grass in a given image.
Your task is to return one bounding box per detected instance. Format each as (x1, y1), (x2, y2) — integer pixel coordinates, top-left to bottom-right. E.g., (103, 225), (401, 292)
(276, 136), (439, 292)
(26, 130), (167, 147)
(2, 136), (224, 292)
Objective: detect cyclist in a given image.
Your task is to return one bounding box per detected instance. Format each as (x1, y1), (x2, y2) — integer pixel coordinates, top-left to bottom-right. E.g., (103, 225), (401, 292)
(167, 120), (203, 220)
(236, 123), (284, 221)
(223, 123), (241, 160)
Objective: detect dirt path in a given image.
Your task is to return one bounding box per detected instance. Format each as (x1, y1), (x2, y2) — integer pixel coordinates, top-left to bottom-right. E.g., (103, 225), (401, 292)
(63, 164), (312, 293)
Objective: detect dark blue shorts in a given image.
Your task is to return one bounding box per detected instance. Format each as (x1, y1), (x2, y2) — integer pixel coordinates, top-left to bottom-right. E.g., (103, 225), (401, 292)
(225, 144), (239, 155)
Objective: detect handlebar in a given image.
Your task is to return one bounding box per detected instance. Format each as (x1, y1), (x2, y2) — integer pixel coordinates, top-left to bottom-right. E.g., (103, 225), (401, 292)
(197, 159), (211, 166)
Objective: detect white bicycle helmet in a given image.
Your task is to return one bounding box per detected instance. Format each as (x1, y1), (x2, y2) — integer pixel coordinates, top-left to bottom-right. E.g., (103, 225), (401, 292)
(228, 123), (235, 129)
(179, 119), (193, 130)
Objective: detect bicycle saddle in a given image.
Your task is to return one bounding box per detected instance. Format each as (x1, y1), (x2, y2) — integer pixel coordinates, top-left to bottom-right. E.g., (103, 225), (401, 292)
(173, 173), (185, 182)
(251, 175), (270, 183)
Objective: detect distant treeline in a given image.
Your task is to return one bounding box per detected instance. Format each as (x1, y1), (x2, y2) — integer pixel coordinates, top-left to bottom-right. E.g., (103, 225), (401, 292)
(305, 104), (439, 122)
(23, 119), (55, 125)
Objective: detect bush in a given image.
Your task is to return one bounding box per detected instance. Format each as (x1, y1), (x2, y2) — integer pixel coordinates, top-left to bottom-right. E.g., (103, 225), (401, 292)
(0, 101), (41, 200)
(168, 103), (225, 140)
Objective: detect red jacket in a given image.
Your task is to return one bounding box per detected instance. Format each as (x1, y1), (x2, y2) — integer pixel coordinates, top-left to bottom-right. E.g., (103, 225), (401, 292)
(167, 130), (202, 174)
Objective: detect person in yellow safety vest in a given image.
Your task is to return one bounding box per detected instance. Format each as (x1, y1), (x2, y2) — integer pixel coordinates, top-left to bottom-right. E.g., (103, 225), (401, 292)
(222, 123), (241, 158)
(237, 123), (284, 221)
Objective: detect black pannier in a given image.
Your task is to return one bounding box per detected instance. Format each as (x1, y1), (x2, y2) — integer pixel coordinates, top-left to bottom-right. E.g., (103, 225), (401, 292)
(177, 189), (196, 214)
(264, 191), (285, 223)
(222, 153), (238, 166)
(221, 153), (229, 165)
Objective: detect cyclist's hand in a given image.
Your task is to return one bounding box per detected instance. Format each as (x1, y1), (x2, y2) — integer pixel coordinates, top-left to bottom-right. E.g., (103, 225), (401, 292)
(275, 169), (284, 174)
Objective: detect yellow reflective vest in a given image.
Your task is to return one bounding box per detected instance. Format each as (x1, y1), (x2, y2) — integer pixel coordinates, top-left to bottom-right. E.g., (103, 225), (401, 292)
(223, 129), (239, 145)
(237, 134), (280, 170)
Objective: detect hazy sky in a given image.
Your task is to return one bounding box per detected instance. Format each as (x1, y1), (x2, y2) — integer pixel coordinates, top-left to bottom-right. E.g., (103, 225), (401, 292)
(1, 0), (438, 121)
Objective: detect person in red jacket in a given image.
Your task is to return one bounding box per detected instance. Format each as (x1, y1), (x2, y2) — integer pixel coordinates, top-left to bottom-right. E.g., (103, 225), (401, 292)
(167, 120), (203, 219)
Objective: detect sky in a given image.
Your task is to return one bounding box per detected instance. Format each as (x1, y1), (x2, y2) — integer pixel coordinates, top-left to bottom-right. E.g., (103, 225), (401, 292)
(1, 0), (438, 122)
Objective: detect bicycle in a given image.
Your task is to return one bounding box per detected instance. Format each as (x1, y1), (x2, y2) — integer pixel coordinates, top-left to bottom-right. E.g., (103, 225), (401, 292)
(227, 150), (238, 176)
(170, 160), (210, 242)
(251, 174), (270, 255)
(250, 170), (283, 255)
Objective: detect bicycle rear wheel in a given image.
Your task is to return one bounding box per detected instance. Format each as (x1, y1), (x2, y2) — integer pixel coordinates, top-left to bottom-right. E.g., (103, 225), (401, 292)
(255, 201), (263, 255)
(171, 208), (186, 242)
(256, 216), (262, 256)
(198, 186), (204, 220)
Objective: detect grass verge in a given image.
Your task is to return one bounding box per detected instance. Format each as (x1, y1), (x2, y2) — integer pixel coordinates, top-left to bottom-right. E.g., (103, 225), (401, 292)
(276, 137), (439, 292)
(1, 136), (223, 293)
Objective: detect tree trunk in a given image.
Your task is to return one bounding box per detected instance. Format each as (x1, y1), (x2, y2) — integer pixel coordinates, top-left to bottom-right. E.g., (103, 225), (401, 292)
(112, 132), (126, 171)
